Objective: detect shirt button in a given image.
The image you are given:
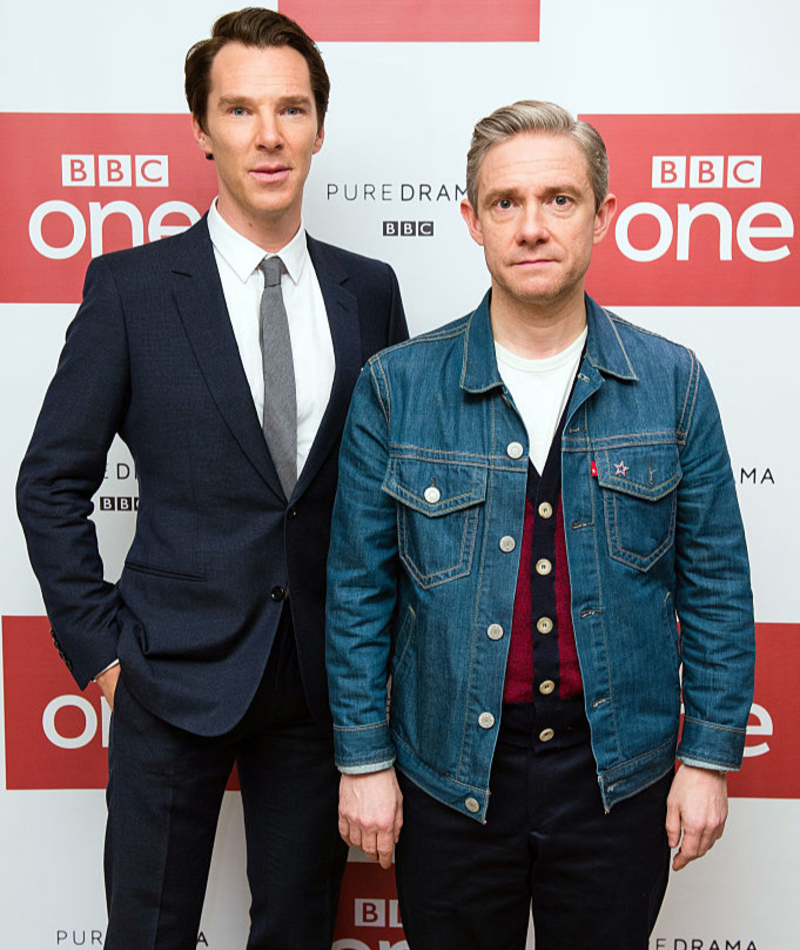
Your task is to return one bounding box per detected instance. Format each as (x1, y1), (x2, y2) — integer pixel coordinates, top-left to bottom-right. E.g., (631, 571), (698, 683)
(500, 536), (516, 553)
(537, 617), (554, 635)
(478, 712), (495, 729)
(538, 502), (553, 519)
(507, 441), (524, 459)
(539, 728), (555, 742)
(536, 558), (552, 575)
(486, 623), (504, 641)
(465, 797), (480, 813)
(424, 485), (441, 504)
(270, 586), (286, 602)
(539, 680), (555, 695)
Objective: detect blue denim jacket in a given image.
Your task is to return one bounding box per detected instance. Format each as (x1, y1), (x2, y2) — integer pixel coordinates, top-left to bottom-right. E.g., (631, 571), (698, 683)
(326, 293), (755, 820)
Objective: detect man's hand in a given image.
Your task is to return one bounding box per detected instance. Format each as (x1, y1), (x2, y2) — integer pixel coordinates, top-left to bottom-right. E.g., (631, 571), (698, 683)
(338, 768), (403, 869)
(95, 663), (121, 712)
(665, 764), (728, 871)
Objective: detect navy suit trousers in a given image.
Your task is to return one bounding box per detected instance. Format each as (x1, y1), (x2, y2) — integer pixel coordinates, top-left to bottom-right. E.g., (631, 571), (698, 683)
(105, 608), (347, 950)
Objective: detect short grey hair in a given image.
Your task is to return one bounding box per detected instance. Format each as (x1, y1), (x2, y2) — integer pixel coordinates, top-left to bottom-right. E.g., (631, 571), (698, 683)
(465, 100), (609, 211)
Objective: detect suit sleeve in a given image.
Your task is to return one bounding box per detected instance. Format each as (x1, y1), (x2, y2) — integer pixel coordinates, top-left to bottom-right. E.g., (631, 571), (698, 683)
(16, 257), (131, 688)
(384, 263), (409, 348)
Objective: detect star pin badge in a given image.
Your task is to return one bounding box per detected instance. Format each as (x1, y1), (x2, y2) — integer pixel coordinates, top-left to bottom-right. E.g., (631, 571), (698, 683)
(614, 460), (629, 477)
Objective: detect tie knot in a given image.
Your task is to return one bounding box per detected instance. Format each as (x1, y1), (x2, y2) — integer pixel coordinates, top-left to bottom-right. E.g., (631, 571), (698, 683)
(260, 256), (283, 287)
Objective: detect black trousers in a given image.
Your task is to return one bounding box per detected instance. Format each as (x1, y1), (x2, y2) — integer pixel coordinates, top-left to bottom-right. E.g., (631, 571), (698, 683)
(104, 609), (347, 950)
(395, 704), (671, 950)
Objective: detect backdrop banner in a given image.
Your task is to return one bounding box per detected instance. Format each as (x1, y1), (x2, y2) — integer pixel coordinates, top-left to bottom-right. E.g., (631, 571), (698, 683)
(2, 2), (798, 949)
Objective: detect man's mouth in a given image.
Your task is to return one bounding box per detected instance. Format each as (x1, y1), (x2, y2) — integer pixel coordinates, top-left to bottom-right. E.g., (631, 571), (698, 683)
(250, 164), (290, 183)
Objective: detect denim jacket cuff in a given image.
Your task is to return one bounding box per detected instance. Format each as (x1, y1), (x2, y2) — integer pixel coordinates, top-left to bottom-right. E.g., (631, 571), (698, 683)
(333, 720), (396, 771)
(678, 715), (747, 771)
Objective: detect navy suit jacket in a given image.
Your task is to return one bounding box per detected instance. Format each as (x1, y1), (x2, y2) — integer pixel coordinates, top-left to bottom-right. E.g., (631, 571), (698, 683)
(17, 217), (407, 736)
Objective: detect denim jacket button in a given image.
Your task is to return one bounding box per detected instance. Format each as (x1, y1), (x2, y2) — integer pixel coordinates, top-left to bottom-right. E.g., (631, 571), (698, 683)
(423, 485), (441, 504)
(535, 558), (553, 575)
(507, 441), (524, 459)
(465, 797), (481, 813)
(538, 502), (553, 519)
(487, 623), (504, 640)
(536, 616), (554, 635)
(478, 712), (495, 729)
(539, 728), (555, 742)
(499, 535), (516, 553)
(539, 680), (555, 695)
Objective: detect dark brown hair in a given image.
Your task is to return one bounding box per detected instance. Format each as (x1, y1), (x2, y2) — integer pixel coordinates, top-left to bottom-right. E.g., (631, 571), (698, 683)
(185, 7), (330, 132)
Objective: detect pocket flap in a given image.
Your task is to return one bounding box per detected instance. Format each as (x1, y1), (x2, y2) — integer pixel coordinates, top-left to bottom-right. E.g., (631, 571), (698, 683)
(383, 458), (487, 516)
(595, 444), (682, 501)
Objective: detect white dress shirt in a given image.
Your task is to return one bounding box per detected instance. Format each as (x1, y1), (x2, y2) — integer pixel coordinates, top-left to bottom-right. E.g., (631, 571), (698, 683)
(207, 200), (336, 479)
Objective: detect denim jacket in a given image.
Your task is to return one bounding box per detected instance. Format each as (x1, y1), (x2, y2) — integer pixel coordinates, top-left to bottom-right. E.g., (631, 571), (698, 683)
(326, 293), (755, 820)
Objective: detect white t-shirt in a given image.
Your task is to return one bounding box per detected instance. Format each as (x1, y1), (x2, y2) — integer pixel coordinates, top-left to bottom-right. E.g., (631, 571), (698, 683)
(495, 329), (587, 474)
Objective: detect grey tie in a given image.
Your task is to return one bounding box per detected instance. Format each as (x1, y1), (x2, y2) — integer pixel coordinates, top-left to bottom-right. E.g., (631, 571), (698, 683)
(259, 256), (297, 497)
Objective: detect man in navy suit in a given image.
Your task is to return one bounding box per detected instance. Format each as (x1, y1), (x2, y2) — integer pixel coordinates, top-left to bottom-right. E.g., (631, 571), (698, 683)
(17, 8), (407, 949)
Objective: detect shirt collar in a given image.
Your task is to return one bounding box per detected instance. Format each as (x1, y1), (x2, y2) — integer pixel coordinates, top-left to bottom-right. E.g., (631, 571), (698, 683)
(461, 291), (637, 393)
(206, 198), (309, 285)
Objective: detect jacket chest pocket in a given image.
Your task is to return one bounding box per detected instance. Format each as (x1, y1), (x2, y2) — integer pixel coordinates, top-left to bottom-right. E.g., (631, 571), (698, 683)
(596, 444), (681, 572)
(383, 458), (487, 589)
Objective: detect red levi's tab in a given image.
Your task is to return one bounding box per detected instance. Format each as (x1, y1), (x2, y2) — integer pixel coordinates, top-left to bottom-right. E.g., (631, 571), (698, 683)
(590, 461), (598, 477)
(278, 0), (540, 42)
(580, 114), (800, 306)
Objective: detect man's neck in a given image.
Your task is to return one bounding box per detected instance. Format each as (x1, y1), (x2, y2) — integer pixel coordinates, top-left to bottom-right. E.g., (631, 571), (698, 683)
(490, 285), (587, 360)
(215, 197), (301, 254)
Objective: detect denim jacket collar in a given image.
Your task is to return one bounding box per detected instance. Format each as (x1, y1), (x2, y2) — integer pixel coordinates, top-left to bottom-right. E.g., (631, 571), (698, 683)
(461, 291), (638, 395)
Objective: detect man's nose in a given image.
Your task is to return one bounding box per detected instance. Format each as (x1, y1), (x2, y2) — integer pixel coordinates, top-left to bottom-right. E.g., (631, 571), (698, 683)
(255, 113), (283, 149)
(517, 204), (549, 243)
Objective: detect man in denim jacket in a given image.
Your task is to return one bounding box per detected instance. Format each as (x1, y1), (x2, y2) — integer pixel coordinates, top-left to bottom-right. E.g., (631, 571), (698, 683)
(326, 101), (755, 950)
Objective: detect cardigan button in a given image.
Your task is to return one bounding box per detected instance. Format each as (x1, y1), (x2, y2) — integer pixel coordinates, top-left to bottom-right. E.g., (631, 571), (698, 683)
(535, 558), (552, 576)
(536, 617), (554, 635)
(539, 728), (555, 742)
(538, 502), (553, 519)
(539, 680), (555, 695)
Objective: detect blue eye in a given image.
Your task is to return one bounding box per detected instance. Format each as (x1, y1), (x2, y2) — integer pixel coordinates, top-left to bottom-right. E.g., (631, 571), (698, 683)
(497, 199), (513, 210)
(554, 195), (570, 206)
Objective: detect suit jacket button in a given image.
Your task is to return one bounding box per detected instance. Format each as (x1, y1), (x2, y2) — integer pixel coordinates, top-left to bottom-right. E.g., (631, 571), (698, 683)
(287, 506), (298, 519)
(270, 586), (286, 602)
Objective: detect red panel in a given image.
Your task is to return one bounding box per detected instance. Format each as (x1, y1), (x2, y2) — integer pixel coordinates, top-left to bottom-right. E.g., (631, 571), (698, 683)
(4, 616), (795, 797)
(580, 114), (800, 306)
(279, 0), (540, 42)
(727, 623), (800, 800)
(0, 114), (218, 304)
(333, 861), (404, 946)
(3, 616), (108, 789)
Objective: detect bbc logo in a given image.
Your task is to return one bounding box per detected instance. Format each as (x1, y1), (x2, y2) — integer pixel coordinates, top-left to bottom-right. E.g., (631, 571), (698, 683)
(651, 155), (761, 189)
(98, 496), (139, 511)
(62, 154), (170, 188)
(383, 221), (434, 237)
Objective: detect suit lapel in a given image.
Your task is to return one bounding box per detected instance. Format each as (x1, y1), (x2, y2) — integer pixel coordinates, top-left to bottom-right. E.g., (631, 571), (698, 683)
(170, 218), (285, 501)
(294, 236), (363, 499)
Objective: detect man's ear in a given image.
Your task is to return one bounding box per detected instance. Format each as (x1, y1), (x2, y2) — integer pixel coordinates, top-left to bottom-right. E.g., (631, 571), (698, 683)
(460, 199), (484, 247)
(592, 192), (617, 246)
(192, 115), (213, 160)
